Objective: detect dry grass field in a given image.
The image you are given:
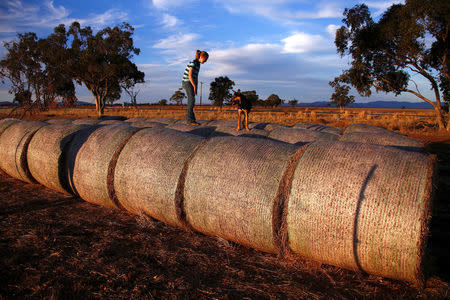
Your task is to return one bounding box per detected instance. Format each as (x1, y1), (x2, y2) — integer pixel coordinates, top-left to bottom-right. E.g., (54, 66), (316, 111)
(0, 105), (449, 299)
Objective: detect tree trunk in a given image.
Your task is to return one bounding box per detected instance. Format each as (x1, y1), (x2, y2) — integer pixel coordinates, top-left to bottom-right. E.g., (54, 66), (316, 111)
(432, 104), (447, 130)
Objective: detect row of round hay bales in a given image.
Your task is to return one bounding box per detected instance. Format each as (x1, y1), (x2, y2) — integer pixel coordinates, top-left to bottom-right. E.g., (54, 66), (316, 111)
(0, 118), (433, 284)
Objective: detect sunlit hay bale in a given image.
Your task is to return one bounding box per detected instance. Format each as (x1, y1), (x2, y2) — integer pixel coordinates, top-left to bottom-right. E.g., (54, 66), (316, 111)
(293, 122), (342, 135)
(0, 118), (21, 137)
(206, 120), (236, 127)
(124, 117), (147, 123)
(268, 127), (338, 146)
(210, 126), (268, 139)
(0, 121), (48, 182)
(286, 141), (435, 284)
(129, 120), (166, 128)
(165, 123), (217, 138)
(254, 123), (288, 132)
(98, 119), (126, 125)
(72, 118), (101, 125)
(147, 117), (178, 125)
(71, 124), (139, 208)
(184, 136), (299, 253)
(45, 118), (73, 124)
(339, 131), (424, 151)
(344, 123), (391, 134)
(27, 124), (90, 193)
(114, 128), (205, 228)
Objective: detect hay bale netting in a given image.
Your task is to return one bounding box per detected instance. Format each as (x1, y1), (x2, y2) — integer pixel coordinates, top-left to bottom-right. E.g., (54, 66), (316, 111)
(113, 128), (205, 228)
(293, 122), (342, 135)
(286, 141), (435, 284)
(128, 120), (166, 128)
(45, 118), (73, 125)
(165, 123), (217, 138)
(344, 123), (392, 134)
(184, 137), (299, 253)
(70, 124), (139, 208)
(0, 121), (48, 182)
(72, 118), (101, 125)
(27, 124), (90, 193)
(268, 127), (338, 146)
(0, 118), (21, 136)
(98, 119), (126, 125)
(147, 117), (178, 125)
(210, 126), (268, 139)
(339, 131), (424, 151)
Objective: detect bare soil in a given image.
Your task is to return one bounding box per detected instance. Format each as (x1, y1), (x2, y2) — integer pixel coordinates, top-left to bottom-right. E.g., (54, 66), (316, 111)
(0, 115), (449, 299)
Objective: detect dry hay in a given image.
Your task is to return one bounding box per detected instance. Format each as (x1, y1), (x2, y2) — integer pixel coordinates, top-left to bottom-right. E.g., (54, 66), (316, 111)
(344, 123), (392, 134)
(72, 118), (101, 125)
(98, 119), (127, 125)
(45, 118), (73, 124)
(0, 121), (48, 182)
(210, 126), (268, 139)
(184, 136), (298, 253)
(27, 124), (90, 193)
(71, 124), (140, 208)
(286, 140), (434, 284)
(268, 127), (338, 146)
(0, 118), (21, 136)
(165, 123), (217, 138)
(128, 120), (167, 128)
(113, 128), (205, 228)
(293, 122), (342, 135)
(339, 131), (424, 151)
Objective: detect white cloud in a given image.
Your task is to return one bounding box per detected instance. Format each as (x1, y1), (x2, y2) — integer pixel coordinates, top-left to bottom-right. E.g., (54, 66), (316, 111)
(281, 32), (330, 54)
(366, 1), (405, 16)
(326, 24), (340, 39)
(151, 0), (196, 10)
(160, 13), (180, 28)
(153, 33), (202, 64)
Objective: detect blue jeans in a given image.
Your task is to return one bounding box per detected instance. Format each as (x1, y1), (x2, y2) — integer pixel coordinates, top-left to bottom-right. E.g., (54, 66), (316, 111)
(182, 81), (196, 123)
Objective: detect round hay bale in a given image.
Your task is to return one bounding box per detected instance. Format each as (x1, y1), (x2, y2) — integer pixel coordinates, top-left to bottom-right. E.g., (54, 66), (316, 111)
(128, 120), (166, 128)
(71, 124), (140, 208)
(124, 117), (147, 123)
(339, 131), (424, 151)
(293, 122), (342, 135)
(184, 136), (299, 253)
(114, 128), (205, 228)
(166, 123), (217, 138)
(27, 124), (90, 193)
(344, 123), (392, 134)
(210, 126), (268, 139)
(286, 141), (434, 283)
(147, 117), (177, 125)
(255, 123), (288, 132)
(72, 118), (101, 125)
(206, 120), (236, 127)
(98, 115), (127, 121)
(98, 119), (126, 125)
(45, 118), (73, 124)
(268, 127), (338, 146)
(0, 118), (21, 137)
(0, 121), (48, 182)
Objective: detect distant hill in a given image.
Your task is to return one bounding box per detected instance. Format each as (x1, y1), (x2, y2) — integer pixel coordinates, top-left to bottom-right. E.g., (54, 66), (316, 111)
(294, 100), (434, 109)
(0, 101), (17, 106)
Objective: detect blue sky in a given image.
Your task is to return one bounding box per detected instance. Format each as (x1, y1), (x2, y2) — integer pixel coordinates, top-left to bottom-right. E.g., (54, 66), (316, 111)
(0, 0), (432, 104)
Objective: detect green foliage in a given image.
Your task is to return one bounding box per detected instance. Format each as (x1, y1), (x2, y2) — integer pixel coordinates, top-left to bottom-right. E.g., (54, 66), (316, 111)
(13, 90), (32, 105)
(209, 76), (235, 106)
(265, 94), (282, 107)
(242, 90), (259, 105)
(158, 99), (168, 106)
(288, 99), (298, 106)
(170, 88), (185, 105)
(329, 78), (355, 108)
(333, 0), (450, 129)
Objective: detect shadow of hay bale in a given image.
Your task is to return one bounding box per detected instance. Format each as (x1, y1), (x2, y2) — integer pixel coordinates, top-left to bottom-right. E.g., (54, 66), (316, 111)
(209, 126), (268, 139)
(268, 127), (338, 146)
(184, 136), (298, 253)
(114, 128), (205, 228)
(27, 124), (91, 193)
(71, 124), (141, 208)
(286, 140), (434, 284)
(98, 120), (127, 125)
(98, 115), (127, 121)
(293, 122), (342, 135)
(0, 121), (48, 183)
(72, 118), (101, 125)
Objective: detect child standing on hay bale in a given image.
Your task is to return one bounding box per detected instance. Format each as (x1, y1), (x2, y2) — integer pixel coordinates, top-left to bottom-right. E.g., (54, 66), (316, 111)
(182, 50), (209, 126)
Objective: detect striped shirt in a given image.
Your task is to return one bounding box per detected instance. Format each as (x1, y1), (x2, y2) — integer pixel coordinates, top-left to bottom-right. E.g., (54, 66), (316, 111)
(182, 59), (200, 83)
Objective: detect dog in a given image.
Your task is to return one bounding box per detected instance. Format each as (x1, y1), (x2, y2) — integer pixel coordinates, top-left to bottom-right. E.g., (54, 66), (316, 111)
(231, 89), (252, 131)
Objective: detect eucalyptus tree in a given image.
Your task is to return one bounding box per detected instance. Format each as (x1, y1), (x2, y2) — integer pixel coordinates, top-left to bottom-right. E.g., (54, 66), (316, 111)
(209, 76), (235, 107)
(332, 0), (449, 129)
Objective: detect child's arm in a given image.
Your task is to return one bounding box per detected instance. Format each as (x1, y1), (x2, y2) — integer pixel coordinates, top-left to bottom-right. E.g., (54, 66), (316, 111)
(188, 67), (197, 95)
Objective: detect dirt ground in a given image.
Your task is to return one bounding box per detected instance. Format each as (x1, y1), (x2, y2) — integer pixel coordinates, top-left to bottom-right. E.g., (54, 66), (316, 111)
(0, 120), (449, 299)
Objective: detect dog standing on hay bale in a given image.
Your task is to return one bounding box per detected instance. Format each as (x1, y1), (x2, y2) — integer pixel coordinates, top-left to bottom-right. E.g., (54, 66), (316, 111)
(231, 90), (252, 131)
